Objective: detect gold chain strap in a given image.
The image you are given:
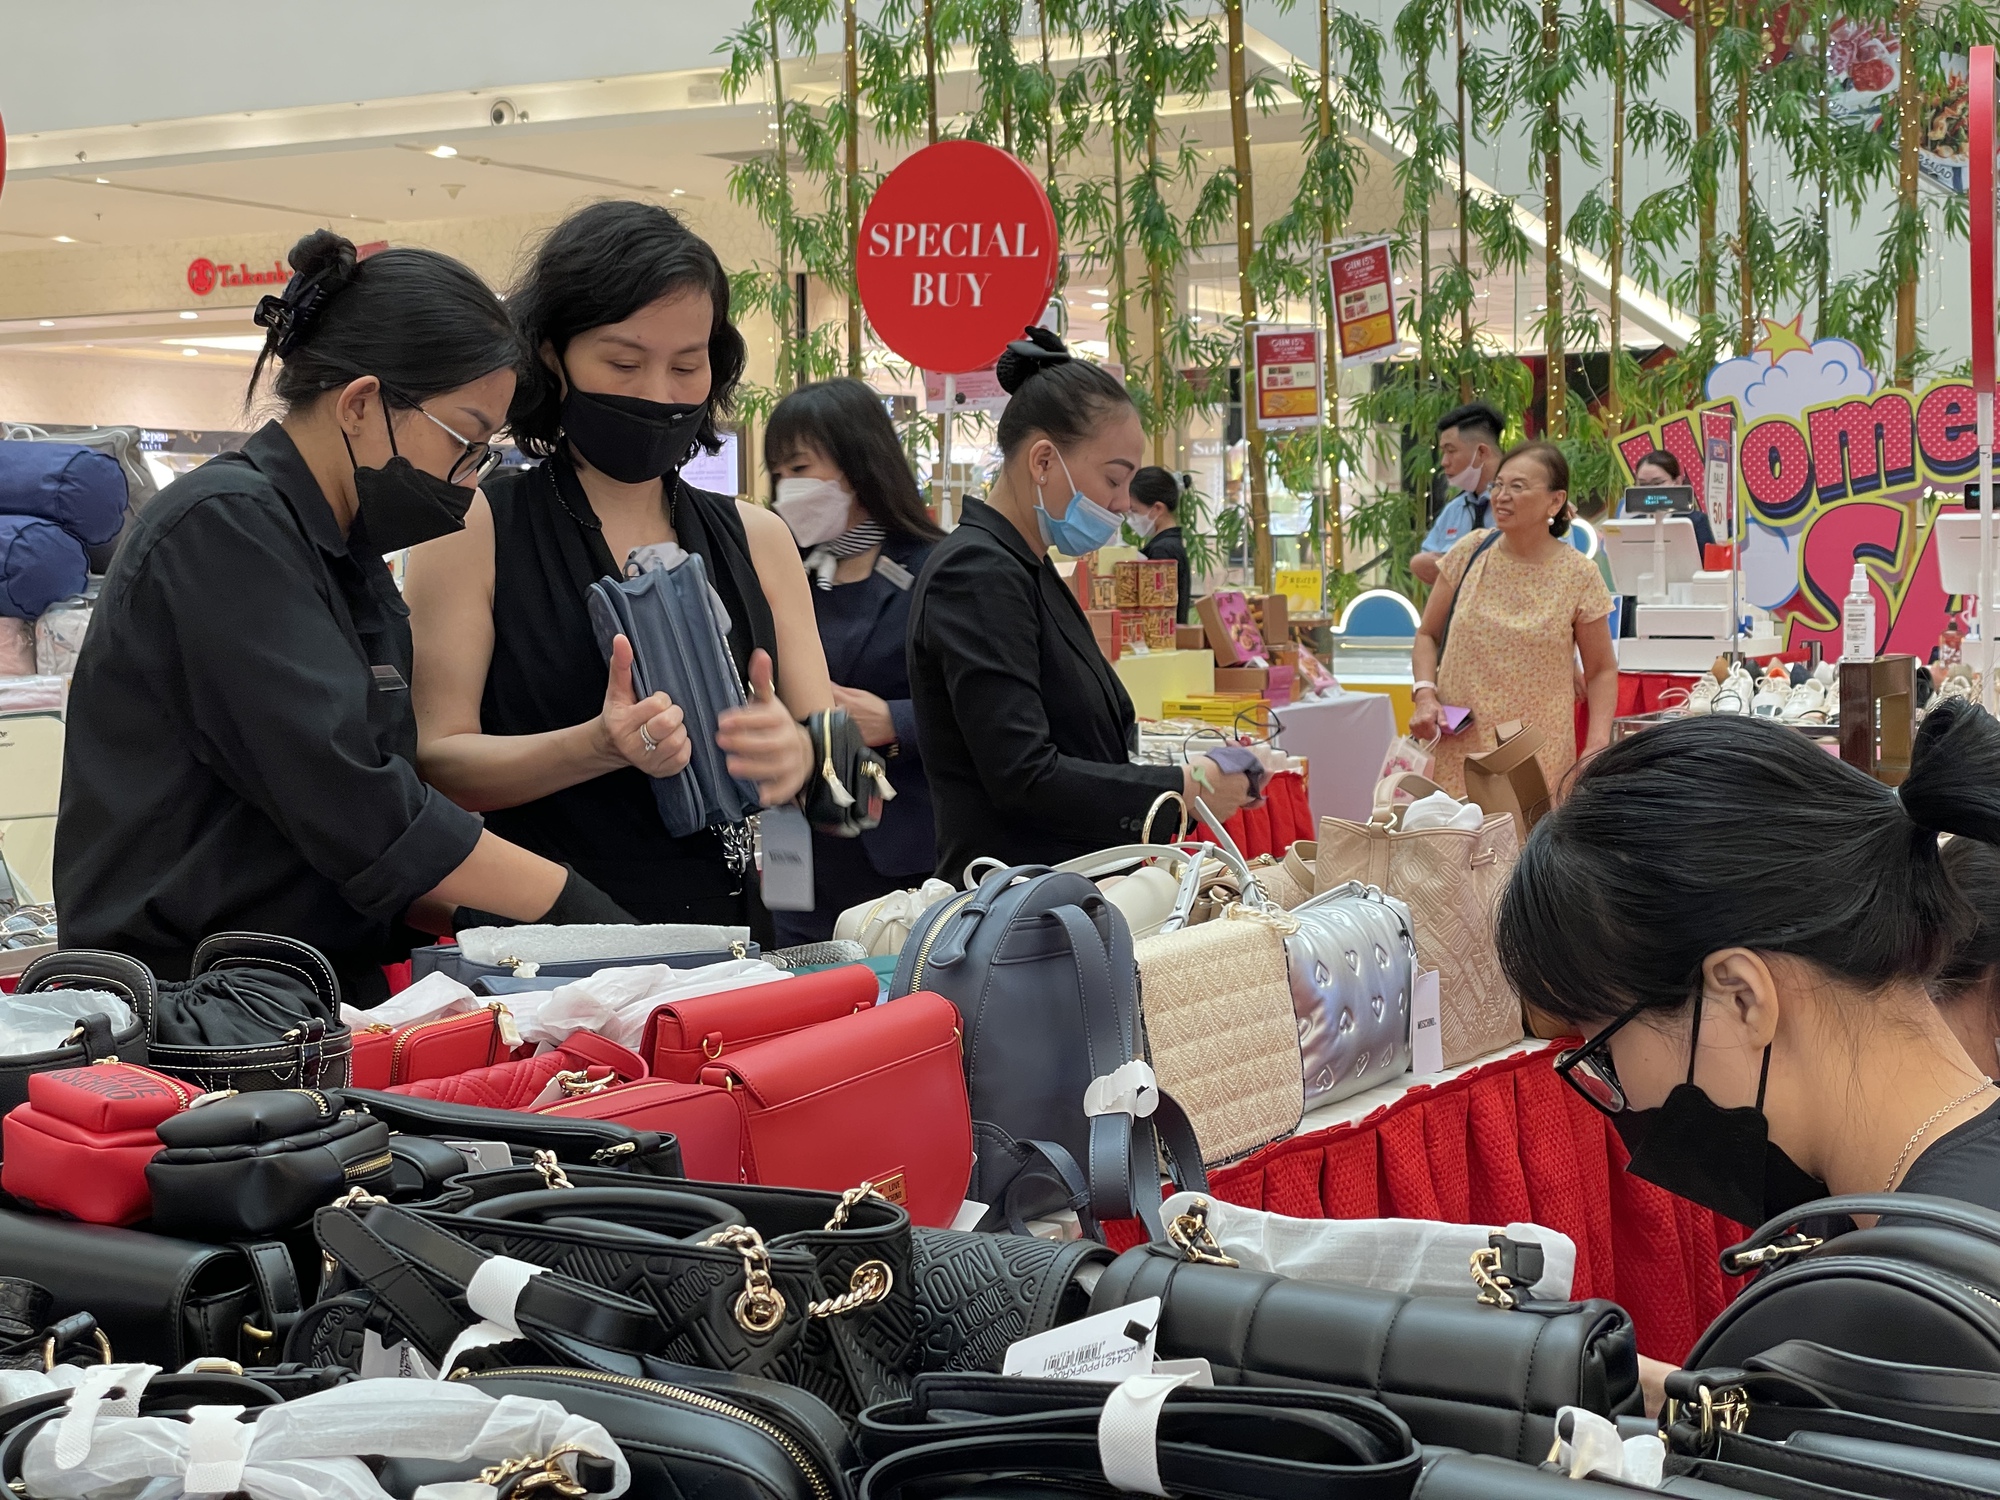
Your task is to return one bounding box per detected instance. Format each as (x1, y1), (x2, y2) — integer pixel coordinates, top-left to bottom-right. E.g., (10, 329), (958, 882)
(703, 1225), (788, 1333)
(1164, 1198), (1239, 1267)
(477, 1441), (599, 1497)
(556, 1069), (611, 1097)
(823, 1181), (883, 1231)
(1469, 1245), (1521, 1309)
(807, 1259), (894, 1318)
(533, 1150), (575, 1190)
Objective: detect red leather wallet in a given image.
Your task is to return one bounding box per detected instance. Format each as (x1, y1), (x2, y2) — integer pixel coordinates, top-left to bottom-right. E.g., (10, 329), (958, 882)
(536, 1078), (745, 1184)
(643, 965), (879, 1083)
(385, 1032), (646, 1110)
(2, 1063), (195, 1225)
(349, 1002), (523, 1091)
(699, 992), (971, 1228)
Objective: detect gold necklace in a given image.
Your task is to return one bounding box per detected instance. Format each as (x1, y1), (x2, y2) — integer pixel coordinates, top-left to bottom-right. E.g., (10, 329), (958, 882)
(1883, 1079), (1998, 1191)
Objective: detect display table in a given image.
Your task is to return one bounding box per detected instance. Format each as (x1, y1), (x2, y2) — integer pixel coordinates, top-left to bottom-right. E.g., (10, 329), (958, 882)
(1271, 693), (1396, 824)
(1113, 649), (1215, 720)
(1109, 1042), (1744, 1366)
(1339, 676), (1414, 734)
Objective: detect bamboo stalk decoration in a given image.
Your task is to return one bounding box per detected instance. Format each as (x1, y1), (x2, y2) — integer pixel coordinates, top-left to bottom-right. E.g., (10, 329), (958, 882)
(1041, 1), (1057, 192)
(1148, 114), (1169, 468)
(1735, 0), (1754, 353)
(1542, 0), (1566, 438)
(1225, 0), (1274, 589)
(1696, 0), (1717, 319)
(1454, 0), (1474, 401)
(1814, 7), (1830, 335)
(1319, 0), (1346, 573)
(924, 0), (940, 144)
(1109, 24), (1130, 370)
(770, 6), (795, 391)
(1607, 0), (1625, 428)
(1893, 0), (1919, 380)
(845, 0), (863, 377)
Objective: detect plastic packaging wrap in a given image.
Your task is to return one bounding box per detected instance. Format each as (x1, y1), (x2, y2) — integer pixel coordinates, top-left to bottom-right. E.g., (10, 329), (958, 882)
(0, 618), (34, 676)
(524, 959), (786, 1048)
(1158, 1192), (1577, 1301)
(20, 1377), (630, 1500)
(0, 674), (63, 712)
(0, 989), (133, 1056)
(339, 970), (479, 1031)
(35, 595), (90, 677)
(454, 923), (750, 969)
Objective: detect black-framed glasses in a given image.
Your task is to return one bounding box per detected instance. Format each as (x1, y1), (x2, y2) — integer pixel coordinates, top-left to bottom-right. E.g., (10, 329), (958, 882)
(1552, 997), (1653, 1115)
(405, 402), (503, 487)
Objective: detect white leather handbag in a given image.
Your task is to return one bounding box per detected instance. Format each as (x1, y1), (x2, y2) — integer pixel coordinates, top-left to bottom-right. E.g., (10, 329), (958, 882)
(833, 878), (958, 957)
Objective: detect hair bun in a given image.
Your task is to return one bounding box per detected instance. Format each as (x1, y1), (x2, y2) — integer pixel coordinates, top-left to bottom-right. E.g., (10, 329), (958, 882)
(255, 230), (360, 358)
(287, 228), (359, 285)
(995, 324), (1072, 395)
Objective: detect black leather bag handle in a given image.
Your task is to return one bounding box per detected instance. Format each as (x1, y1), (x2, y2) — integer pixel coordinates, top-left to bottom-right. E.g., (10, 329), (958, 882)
(923, 864), (1054, 971)
(1724, 1193), (2000, 1274)
(191, 932), (341, 1017)
(16, 949), (155, 1027)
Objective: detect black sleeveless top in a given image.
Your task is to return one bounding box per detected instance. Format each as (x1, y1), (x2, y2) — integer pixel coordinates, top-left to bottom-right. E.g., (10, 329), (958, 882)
(479, 454), (779, 924)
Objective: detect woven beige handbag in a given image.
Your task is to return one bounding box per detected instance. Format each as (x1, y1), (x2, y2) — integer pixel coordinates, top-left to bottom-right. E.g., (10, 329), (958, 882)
(1248, 842), (1317, 910)
(1314, 808), (1522, 1068)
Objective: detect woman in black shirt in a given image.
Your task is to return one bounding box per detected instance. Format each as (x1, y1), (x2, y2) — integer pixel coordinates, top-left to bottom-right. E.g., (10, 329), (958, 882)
(404, 202), (830, 929)
(908, 328), (1253, 884)
(1498, 700), (2000, 1223)
(55, 230), (627, 1003)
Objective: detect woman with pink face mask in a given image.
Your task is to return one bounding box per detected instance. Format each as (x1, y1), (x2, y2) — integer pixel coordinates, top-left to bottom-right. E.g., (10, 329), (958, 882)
(764, 378), (945, 942)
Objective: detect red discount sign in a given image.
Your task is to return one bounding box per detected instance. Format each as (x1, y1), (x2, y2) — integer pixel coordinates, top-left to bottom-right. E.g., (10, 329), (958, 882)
(858, 140), (1059, 375)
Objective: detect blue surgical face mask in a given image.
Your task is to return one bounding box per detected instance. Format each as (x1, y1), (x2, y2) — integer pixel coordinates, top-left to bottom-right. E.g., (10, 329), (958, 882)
(1035, 451), (1122, 557)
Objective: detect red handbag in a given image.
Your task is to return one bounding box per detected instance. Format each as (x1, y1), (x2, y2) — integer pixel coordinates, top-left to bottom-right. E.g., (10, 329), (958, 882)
(536, 1078), (746, 1183)
(386, 1032), (645, 1109)
(699, 991), (972, 1228)
(349, 1002), (523, 1091)
(2, 1063), (194, 1225)
(642, 964), (878, 1082)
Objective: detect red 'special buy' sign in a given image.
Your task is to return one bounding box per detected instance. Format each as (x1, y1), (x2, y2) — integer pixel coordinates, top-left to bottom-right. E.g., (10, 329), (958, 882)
(857, 140), (1059, 376)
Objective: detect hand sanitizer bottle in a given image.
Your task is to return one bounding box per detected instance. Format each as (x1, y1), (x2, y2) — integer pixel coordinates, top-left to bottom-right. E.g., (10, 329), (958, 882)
(1842, 563), (1875, 663)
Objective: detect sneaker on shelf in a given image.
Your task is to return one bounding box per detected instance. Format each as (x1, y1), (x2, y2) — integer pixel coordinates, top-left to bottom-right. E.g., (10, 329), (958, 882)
(1712, 668), (1756, 716)
(1781, 678), (1828, 725)
(1814, 661), (1838, 687)
(1753, 674), (1789, 717)
(1685, 673), (1722, 716)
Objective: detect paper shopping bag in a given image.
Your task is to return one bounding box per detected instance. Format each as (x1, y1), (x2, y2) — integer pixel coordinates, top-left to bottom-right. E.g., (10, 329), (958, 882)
(1463, 720), (1551, 844)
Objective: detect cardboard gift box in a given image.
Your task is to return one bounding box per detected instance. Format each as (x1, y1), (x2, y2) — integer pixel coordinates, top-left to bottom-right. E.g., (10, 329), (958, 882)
(1197, 590), (1268, 666)
(1139, 607), (1177, 650)
(1090, 573), (1120, 610)
(1252, 593), (1290, 649)
(1114, 558), (1180, 608)
(1161, 692), (1266, 726)
(1117, 611), (1150, 653)
(1213, 667), (1270, 695)
(1175, 624), (1210, 652)
(1086, 608), (1122, 662)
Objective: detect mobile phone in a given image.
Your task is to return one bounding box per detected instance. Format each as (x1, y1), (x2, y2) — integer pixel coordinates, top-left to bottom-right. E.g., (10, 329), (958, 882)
(1440, 704), (1473, 734)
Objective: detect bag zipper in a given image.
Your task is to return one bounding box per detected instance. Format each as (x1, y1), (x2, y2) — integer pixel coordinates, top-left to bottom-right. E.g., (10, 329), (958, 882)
(343, 1151), (393, 1180)
(387, 1004), (519, 1083)
(90, 1059), (195, 1110)
(451, 1366), (831, 1500)
(908, 892), (977, 991)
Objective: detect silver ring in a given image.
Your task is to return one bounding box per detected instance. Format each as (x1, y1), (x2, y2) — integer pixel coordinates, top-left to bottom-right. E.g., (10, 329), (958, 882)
(639, 724), (659, 755)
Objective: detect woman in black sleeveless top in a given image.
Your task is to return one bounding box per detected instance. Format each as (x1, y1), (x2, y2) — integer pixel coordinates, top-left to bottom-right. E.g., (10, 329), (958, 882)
(404, 202), (831, 926)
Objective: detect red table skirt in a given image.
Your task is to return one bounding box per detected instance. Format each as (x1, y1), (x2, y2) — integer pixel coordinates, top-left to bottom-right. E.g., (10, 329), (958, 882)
(1111, 1047), (1744, 1366)
(1209, 770), (1314, 862)
(1576, 672), (1701, 754)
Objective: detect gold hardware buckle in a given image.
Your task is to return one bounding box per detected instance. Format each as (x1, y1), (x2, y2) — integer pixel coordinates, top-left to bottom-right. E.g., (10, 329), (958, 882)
(1165, 1198), (1239, 1267)
(533, 1150), (575, 1190)
(42, 1329), (113, 1371)
(1470, 1245), (1522, 1309)
(1723, 1235), (1823, 1273)
(703, 1225), (787, 1333)
(809, 1259), (894, 1318)
(477, 1441), (599, 1498)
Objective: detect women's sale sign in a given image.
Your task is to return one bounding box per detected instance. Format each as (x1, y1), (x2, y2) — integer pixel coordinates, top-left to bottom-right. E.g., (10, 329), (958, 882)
(1616, 318), (1975, 658)
(1252, 328), (1322, 430)
(1328, 240), (1397, 363)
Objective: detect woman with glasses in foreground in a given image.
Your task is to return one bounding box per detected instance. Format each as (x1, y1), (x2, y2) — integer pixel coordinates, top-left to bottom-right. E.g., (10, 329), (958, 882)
(1501, 697), (2000, 1227)
(56, 230), (631, 1006)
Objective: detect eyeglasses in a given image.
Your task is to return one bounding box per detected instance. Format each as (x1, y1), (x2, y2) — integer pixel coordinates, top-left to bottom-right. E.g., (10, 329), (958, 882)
(401, 400), (503, 487)
(1552, 997), (1653, 1115)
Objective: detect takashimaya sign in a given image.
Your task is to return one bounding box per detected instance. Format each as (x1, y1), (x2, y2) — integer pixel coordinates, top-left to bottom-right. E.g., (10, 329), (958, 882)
(186, 256), (289, 297)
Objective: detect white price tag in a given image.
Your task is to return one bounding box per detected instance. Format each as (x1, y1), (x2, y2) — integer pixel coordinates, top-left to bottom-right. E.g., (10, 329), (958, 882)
(1410, 968), (1445, 1075)
(1002, 1297), (1159, 1381)
(759, 806), (816, 912)
(949, 1200), (990, 1232)
(440, 1140), (516, 1174)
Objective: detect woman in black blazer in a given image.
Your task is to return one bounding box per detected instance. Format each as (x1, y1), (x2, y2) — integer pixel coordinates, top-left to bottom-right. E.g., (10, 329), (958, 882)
(908, 328), (1255, 884)
(764, 378), (943, 942)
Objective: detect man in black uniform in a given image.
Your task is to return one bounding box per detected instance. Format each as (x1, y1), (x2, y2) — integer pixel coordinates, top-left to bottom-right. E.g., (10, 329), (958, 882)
(1128, 465), (1192, 624)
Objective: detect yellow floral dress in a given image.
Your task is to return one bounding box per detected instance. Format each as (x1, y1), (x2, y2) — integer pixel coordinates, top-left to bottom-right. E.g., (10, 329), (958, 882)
(1431, 529), (1614, 799)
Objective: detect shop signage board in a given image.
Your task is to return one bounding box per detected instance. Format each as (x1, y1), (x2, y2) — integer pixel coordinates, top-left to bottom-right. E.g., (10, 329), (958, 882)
(857, 139), (1059, 375)
(923, 365), (1009, 414)
(1616, 319), (1982, 661)
(186, 257), (289, 297)
(1273, 568), (1323, 612)
(1328, 240), (1398, 364)
(1251, 328), (1322, 431)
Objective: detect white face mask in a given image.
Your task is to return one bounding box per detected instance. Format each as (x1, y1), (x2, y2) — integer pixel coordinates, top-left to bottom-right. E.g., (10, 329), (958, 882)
(774, 476), (854, 548)
(1127, 508), (1157, 541)
(1448, 454), (1486, 496)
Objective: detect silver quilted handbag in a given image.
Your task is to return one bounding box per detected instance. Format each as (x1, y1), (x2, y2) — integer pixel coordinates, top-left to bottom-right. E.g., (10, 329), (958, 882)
(1285, 882), (1417, 1105)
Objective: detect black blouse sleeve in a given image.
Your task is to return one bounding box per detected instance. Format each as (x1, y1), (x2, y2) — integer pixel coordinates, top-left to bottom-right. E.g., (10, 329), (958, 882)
(918, 543), (1180, 842)
(144, 497), (484, 920)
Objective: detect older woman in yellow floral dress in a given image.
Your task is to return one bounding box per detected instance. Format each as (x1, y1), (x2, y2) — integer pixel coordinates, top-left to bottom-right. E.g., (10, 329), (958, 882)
(1408, 440), (1617, 799)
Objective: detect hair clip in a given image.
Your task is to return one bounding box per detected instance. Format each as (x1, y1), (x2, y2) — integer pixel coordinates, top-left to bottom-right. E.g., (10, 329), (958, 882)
(252, 272), (336, 357)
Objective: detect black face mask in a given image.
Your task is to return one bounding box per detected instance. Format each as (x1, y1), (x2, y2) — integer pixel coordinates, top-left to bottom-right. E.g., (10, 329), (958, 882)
(561, 377), (707, 485)
(345, 402), (474, 552)
(1613, 1000), (1827, 1228)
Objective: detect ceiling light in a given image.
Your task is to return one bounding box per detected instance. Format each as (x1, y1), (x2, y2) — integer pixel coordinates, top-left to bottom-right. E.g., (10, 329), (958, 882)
(93, 177), (108, 185)
(671, 188), (686, 196)
(52, 236), (75, 244)
(167, 335), (269, 351)
(1088, 288), (1109, 296)
(1531, 302), (1547, 311)
(179, 310), (198, 320)
(431, 144), (458, 158)
(182, 348), (199, 357)
(1090, 301), (1109, 311)
(37, 320), (53, 328)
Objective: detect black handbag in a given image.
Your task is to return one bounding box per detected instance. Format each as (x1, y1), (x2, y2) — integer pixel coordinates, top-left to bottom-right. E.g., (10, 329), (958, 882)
(408, 931), (761, 986)
(0, 1207), (303, 1367)
(0, 950), (152, 1118)
(148, 932), (353, 1092)
(1689, 1194), (2000, 1373)
(907, 1228), (1111, 1374)
(1410, 1452), (1766, 1497)
(803, 708), (891, 836)
(855, 1372), (1422, 1500)
(1091, 1205), (1641, 1463)
(425, 1167), (916, 1418)
(342, 1087), (683, 1176)
(146, 1089), (393, 1240)
(1662, 1359), (2000, 1500)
